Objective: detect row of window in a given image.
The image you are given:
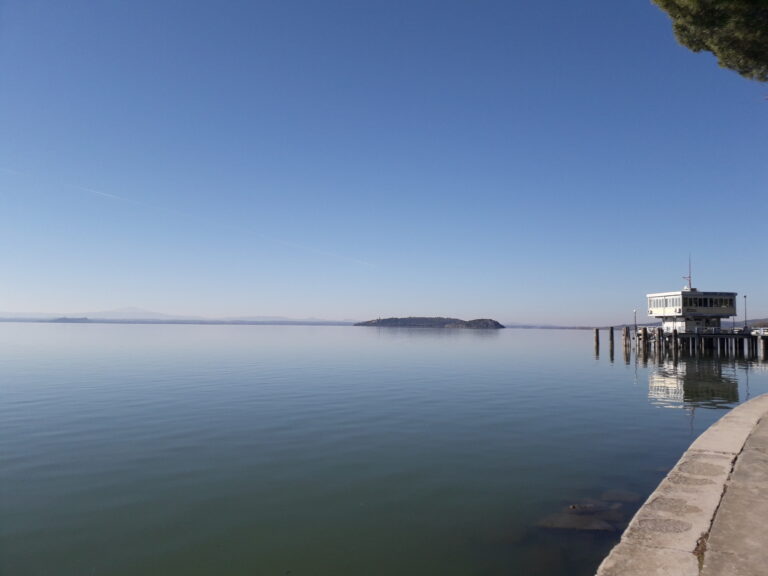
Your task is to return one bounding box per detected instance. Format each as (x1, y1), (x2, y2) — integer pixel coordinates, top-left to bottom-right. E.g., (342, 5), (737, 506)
(684, 296), (734, 308)
(649, 296), (681, 309)
(648, 296), (735, 309)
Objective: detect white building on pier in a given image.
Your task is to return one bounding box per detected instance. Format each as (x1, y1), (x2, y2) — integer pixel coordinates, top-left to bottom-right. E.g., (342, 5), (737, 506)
(646, 287), (737, 334)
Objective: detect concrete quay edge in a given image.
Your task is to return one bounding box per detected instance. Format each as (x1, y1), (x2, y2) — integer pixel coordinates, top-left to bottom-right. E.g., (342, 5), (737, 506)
(595, 393), (768, 576)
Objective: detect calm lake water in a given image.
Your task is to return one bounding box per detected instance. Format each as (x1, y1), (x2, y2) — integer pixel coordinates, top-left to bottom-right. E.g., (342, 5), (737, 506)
(2, 323), (767, 575)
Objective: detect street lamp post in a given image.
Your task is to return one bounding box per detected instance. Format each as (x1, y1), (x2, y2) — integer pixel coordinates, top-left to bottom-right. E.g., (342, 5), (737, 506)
(744, 294), (748, 329)
(633, 309), (637, 338)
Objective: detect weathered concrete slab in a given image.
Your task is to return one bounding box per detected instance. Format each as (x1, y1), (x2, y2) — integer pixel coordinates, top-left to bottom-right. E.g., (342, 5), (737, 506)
(744, 415), (768, 454)
(687, 415), (758, 455)
(595, 542), (699, 576)
(725, 448), (768, 492)
(619, 451), (731, 553)
(686, 395), (768, 453)
(701, 550), (761, 576)
(595, 393), (768, 576)
(700, 413), (768, 576)
(702, 485), (768, 573)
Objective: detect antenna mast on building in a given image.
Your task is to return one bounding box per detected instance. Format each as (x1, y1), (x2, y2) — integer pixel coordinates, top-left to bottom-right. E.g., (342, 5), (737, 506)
(682, 255), (693, 291)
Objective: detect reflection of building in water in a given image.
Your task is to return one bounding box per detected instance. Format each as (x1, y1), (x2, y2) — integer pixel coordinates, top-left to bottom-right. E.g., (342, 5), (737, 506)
(648, 358), (738, 408)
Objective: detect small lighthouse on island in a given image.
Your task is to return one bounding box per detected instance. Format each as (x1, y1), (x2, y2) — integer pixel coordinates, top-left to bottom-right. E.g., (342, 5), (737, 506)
(646, 264), (737, 334)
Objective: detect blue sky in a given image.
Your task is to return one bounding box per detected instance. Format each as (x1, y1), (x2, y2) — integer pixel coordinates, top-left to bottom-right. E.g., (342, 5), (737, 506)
(1, 0), (766, 324)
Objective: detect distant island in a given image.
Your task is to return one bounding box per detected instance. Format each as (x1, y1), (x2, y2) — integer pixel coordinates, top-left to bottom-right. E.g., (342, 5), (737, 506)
(355, 317), (504, 329)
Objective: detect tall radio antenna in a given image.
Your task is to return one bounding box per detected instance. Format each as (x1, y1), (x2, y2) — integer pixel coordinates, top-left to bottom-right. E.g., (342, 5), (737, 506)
(682, 255), (692, 290)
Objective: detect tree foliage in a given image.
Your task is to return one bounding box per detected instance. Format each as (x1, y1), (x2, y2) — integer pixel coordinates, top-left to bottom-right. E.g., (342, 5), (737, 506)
(652, 0), (768, 81)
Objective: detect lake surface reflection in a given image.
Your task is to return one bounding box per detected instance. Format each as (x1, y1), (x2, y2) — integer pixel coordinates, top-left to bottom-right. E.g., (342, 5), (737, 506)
(1, 324), (767, 575)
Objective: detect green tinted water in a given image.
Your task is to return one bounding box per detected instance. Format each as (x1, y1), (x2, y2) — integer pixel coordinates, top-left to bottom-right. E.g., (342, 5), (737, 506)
(2, 324), (766, 575)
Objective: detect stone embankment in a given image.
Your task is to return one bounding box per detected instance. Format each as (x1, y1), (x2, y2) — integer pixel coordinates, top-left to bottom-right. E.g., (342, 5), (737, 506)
(596, 393), (768, 576)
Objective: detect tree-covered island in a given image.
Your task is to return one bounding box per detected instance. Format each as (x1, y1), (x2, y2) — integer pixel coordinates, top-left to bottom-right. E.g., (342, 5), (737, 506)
(355, 317), (504, 329)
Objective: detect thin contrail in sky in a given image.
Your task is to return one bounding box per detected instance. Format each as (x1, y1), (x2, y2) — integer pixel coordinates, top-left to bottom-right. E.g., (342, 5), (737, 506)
(1, 166), (375, 269)
(72, 185), (126, 202)
(71, 182), (375, 268)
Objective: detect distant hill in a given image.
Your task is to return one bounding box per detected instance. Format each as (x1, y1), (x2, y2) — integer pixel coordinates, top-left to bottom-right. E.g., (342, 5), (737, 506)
(0, 308), (349, 325)
(355, 317), (504, 329)
(0, 307), (194, 321)
(82, 307), (201, 320)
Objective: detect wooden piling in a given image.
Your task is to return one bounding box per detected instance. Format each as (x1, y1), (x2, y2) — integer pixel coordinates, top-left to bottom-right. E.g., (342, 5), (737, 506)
(672, 329), (678, 359)
(656, 328), (664, 356)
(597, 329), (766, 361)
(594, 328), (600, 355)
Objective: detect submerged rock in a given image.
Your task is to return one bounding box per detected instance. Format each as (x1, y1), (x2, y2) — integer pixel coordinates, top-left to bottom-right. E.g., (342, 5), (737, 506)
(566, 498), (624, 514)
(537, 512), (617, 532)
(600, 489), (642, 503)
(536, 495), (633, 532)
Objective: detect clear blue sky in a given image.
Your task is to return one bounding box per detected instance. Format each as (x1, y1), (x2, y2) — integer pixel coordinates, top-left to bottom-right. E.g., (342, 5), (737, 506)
(1, 0), (765, 324)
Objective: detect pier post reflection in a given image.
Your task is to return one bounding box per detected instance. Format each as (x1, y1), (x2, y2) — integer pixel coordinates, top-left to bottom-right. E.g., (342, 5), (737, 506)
(647, 356), (739, 409)
(601, 328), (768, 409)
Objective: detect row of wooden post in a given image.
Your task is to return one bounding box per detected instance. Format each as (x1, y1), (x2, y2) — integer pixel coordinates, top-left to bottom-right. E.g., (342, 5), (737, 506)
(595, 327), (767, 361)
